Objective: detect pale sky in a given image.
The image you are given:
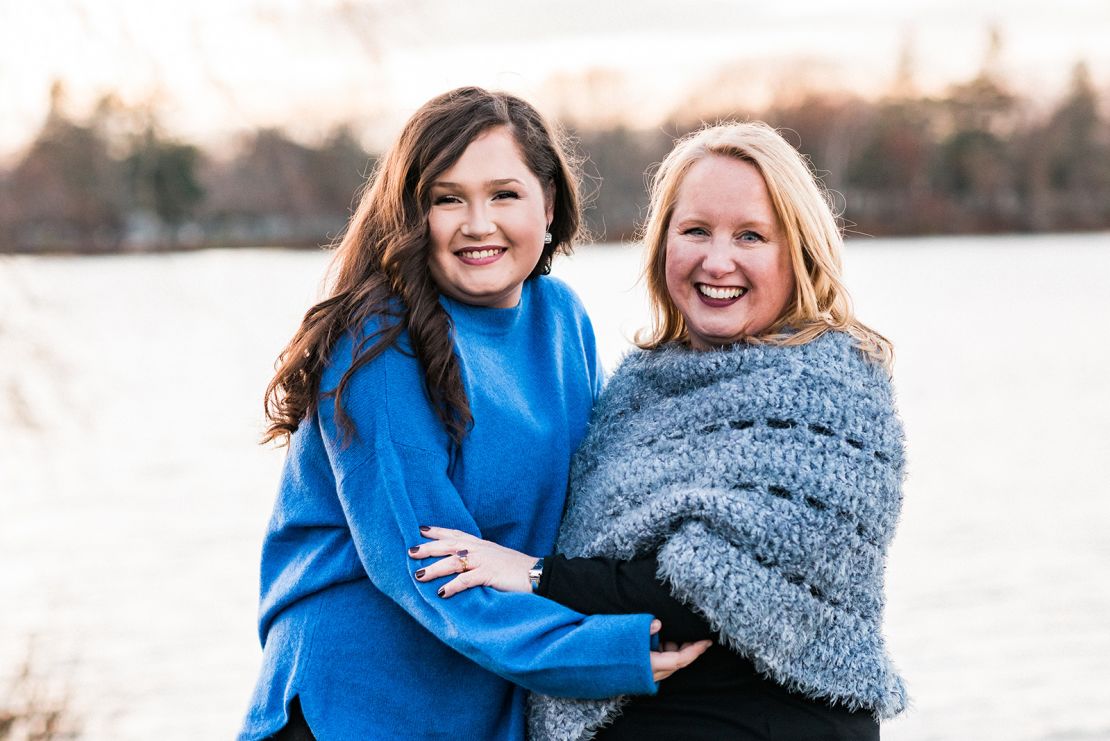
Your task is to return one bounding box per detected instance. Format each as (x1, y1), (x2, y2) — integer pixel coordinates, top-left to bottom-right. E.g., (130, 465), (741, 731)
(1, 0), (1108, 160)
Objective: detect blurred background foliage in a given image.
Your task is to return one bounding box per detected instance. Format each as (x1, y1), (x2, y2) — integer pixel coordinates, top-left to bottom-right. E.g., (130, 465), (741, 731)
(2, 33), (1107, 252)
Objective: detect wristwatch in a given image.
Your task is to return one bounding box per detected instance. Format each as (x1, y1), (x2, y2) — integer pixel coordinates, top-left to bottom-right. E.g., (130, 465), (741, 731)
(528, 557), (545, 593)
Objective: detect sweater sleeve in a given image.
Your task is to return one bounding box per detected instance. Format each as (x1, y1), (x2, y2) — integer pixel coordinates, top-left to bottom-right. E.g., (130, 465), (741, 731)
(316, 340), (658, 701)
(538, 554), (718, 643)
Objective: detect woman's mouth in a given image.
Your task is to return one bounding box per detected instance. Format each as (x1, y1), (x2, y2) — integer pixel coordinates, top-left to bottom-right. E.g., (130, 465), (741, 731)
(455, 247), (507, 266)
(696, 283), (748, 307)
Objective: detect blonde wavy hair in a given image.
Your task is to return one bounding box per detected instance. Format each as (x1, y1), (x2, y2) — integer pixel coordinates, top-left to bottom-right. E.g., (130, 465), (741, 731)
(637, 121), (893, 370)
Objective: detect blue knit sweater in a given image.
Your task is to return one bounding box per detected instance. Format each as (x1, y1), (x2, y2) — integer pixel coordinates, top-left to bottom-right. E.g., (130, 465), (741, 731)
(238, 277), (658, 741)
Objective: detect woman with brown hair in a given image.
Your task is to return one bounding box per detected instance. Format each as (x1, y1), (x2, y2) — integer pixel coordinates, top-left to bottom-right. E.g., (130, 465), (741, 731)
(237, 87), (707, 741)
(413, 121), (908, 740)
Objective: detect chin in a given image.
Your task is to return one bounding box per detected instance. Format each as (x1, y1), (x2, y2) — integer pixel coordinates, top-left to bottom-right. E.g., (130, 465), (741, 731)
(694, 325), (746, 345)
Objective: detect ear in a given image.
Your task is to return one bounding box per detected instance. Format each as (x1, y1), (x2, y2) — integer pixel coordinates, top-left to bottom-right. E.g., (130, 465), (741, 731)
(543, 181), (556, 225)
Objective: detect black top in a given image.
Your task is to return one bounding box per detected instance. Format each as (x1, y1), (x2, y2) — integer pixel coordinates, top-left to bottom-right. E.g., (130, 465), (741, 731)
(538, 554), (879, 741)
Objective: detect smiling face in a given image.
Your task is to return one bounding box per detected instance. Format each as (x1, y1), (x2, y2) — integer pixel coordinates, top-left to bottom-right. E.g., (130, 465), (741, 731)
(426, 126), (553, 308)
(664, 155), (795, 349)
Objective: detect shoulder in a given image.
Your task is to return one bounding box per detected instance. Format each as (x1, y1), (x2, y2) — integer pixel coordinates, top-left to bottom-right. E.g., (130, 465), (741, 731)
(318, 309), (413, 394)
(801, 331), (891, 387)
(525, 275), (599, 354)
(528, 274), (589, 318)
(316, 309), (450, 456)
(604, 344), (716, 394)
(606, 347), (655, 381)
(587, 347), (657, 416)
(805, 329), (869, 362)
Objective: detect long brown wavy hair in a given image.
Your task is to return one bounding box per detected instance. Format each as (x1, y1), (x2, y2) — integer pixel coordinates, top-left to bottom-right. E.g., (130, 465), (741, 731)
(263, 87), (581, 446)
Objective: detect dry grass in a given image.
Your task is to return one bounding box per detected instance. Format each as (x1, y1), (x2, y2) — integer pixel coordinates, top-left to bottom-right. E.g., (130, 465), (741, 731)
(0, 647), (79, 741)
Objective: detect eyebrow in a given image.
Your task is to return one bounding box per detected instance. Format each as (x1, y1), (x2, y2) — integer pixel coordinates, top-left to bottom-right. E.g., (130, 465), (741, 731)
(431, 178), (525, 188)
(673, 216), (778, 232)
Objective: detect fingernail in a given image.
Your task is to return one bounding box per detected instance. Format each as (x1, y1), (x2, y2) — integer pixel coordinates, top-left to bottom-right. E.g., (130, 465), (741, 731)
(437, 587), (446, 597)
(419, 525), (430, 532)
(456, 549), (469, 557)
(415, 569), (426, 578)
(408, 546), (419, 554)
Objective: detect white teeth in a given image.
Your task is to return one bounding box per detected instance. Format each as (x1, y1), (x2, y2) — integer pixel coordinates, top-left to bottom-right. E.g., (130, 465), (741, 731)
(459, 248), (504, 260)
(698, 284), (746, 300)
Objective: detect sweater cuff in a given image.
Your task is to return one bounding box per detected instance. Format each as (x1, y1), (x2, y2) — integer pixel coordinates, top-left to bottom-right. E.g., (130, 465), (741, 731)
(537, 556), (657, 696)
(627, 612), (660, 696)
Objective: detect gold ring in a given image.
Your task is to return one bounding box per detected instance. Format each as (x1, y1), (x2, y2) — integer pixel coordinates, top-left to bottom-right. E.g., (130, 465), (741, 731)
(456, 550), (470, 571)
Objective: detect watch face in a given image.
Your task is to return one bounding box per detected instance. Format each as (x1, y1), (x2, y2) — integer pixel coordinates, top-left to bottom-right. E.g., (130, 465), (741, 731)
(529, 558), (544, 592)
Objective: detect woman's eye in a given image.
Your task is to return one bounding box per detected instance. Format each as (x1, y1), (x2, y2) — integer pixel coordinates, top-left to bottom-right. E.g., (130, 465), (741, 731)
(738, 230), (765, 243)
(680, 226), (708, 237)
(493, 190), (520, 200)
(433, 194), (461, 205)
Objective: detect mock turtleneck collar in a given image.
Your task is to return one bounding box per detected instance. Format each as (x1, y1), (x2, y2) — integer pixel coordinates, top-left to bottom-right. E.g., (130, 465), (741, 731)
(439, 279), (531, 336)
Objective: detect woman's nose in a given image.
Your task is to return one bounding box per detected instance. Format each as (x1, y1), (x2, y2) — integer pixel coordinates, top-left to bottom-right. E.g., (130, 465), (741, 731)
(461, 205), (496, 238)
(701, 239), (736, 276)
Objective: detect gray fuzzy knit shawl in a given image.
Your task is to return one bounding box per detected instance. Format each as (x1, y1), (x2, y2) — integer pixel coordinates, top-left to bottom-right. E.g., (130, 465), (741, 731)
(528, 331), (907, 741)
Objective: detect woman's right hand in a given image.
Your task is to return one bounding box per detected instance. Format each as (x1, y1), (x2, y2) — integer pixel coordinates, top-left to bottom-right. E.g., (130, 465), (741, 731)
(648, 619), (712, 681)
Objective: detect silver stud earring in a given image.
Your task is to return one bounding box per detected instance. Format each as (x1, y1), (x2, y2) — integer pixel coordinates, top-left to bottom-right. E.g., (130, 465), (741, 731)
(543, 231), (553, 245)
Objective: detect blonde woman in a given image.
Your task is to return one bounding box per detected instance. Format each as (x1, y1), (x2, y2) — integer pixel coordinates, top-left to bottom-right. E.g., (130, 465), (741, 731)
(413, 121), (907, 740)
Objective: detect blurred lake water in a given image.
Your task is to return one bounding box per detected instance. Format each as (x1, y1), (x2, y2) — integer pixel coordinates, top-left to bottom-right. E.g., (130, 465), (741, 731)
(2, 234), (1109, 739)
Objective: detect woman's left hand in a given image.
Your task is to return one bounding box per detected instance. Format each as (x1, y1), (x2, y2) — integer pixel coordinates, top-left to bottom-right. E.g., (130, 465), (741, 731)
(409, 526), (536, 598)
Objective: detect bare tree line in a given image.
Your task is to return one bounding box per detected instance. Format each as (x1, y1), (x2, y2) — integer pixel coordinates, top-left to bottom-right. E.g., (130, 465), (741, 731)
(0, 58), (1107, 253)
(575, 57), (1110, 240)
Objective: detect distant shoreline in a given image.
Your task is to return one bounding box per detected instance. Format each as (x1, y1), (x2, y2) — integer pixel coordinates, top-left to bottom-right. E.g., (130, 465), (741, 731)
(4, 227), (1109, 257)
